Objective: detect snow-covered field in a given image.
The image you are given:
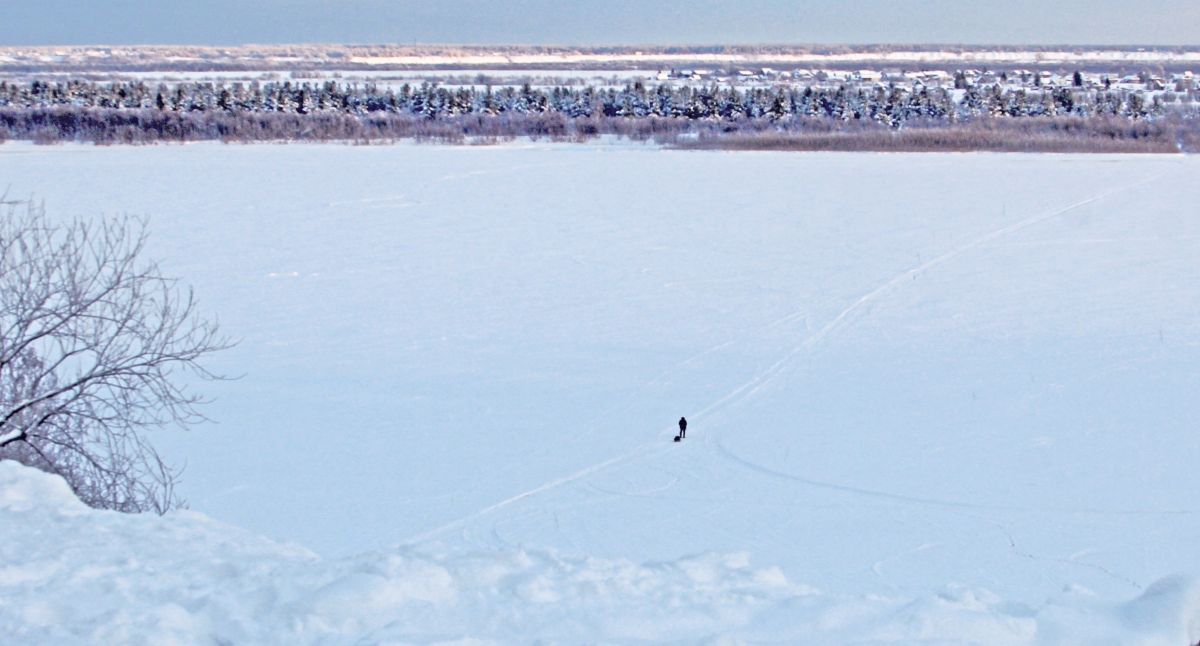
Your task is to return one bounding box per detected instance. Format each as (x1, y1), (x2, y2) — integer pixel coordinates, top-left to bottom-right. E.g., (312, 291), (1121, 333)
(2, 142), (1199, 642)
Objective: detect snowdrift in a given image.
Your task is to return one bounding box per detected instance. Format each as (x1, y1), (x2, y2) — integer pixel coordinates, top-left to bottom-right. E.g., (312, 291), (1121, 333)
(2, 462), (1197, 644)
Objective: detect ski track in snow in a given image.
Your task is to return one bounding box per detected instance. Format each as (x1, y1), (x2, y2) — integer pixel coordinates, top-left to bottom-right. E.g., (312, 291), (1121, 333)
(403, 164), (1181, 552)
(705, 166), (1196, 515)
(710, 436), (1194, 517)
(701, 166), (1183, 589)
(982, 513), (1144, 590)
(705, 166), (1181, 489)
(400, 440), (676, 545)
(695, 165), (1178, 425)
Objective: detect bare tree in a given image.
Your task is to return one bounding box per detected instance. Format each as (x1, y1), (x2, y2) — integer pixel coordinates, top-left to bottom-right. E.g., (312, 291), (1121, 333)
(0, 199), (231, 513)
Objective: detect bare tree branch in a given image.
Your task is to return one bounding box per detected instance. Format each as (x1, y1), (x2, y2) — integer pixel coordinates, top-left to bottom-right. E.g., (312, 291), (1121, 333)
(0, 199), (232, 513)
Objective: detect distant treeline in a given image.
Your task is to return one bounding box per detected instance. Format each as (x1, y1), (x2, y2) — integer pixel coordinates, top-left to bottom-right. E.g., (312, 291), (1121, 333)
(1, 80), (1196, 152)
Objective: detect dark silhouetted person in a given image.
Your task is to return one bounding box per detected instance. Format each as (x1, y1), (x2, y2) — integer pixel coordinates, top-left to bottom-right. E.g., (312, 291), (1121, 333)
(678, 416), (687, 439)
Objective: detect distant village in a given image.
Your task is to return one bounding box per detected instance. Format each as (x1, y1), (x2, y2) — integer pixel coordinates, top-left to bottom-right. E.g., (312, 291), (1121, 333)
(1, 43), (1196, 104)
(653, 66), (1196, 96)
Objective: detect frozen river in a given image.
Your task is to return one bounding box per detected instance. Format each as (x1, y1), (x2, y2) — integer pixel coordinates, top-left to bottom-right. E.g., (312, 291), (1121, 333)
(2, 142), (1198, 617)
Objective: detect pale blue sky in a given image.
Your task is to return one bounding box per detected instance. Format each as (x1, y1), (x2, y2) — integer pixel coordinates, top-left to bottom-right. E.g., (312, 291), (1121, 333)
(2, 0), (1197, 46)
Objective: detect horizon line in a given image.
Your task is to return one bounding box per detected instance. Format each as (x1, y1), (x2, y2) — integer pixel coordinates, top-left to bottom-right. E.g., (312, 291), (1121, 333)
(5, 42), (1200, 50)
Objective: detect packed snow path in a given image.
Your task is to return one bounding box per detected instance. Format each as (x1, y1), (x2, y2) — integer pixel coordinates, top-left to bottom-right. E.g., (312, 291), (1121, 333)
(3, 143), (1198, 620)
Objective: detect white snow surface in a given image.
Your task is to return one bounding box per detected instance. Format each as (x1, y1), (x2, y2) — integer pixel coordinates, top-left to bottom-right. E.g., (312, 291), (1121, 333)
(3, 461), (1199, 644)
(3, 142), (1200, 642)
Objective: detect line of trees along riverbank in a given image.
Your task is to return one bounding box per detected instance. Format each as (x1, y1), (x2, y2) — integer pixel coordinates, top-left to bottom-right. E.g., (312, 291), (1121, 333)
(1, 80), (1196, 152)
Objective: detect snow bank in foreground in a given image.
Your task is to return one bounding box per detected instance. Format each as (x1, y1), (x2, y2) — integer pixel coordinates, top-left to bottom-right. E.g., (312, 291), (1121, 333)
(1, 462), (1196, 645)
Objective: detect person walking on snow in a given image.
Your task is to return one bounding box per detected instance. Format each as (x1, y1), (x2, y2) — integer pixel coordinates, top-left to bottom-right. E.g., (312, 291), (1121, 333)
(678, 416), (687, 439)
